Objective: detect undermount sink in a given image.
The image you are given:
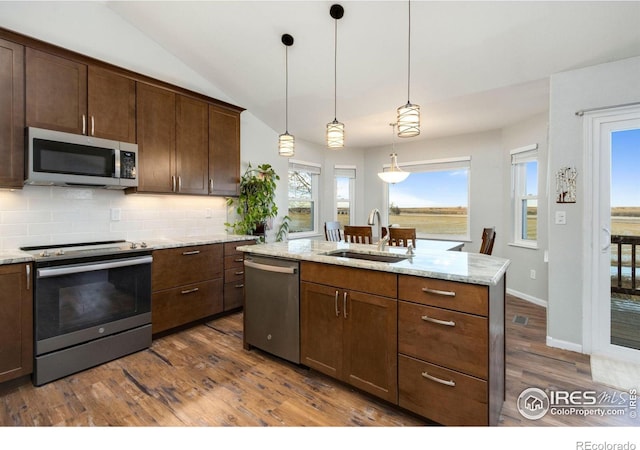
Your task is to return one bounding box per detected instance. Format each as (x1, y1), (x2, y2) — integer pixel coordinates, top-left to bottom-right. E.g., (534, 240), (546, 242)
(322, 249), (409, 263)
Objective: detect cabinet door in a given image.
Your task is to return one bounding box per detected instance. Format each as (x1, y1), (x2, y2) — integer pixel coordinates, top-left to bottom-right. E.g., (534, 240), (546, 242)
(0, 264), (33, 383)
(176, 95), (209, 195)
(344, 290), (398, 403)
(136, 82), (176, 193)
(300, 282), (343, 379)
(209, 105), (240, 196)
(0, 39), (24, 189)
(88, 66), (136, 143)
(26, 48), (87, 134)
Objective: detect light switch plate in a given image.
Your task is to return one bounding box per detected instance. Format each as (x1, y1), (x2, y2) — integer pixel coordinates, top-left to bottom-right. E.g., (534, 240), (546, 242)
(555, 211), (566, 225)
(111, 208), (121, 221)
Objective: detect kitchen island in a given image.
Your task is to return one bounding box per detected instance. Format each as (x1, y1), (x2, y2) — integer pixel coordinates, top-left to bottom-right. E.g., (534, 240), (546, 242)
(238, 239), (510, 426)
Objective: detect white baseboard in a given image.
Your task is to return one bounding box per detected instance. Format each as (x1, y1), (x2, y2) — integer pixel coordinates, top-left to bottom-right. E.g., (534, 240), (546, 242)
(506, 288), (548, 308)
(546, 336), (583, 354)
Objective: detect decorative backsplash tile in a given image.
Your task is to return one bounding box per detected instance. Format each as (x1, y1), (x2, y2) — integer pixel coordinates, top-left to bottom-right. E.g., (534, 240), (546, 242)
(0, 186), (228, 250)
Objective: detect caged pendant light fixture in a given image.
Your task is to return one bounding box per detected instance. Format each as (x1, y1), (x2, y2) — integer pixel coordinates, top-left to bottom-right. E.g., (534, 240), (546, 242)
(397, 0), (420, 138)
(278, 33), (295, 157)
(326, 4), (345, 149)
(378, 123), (410, 184)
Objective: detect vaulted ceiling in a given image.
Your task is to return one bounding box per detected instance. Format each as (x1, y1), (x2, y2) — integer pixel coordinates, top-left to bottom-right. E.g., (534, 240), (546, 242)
(15, 1), (640, 148)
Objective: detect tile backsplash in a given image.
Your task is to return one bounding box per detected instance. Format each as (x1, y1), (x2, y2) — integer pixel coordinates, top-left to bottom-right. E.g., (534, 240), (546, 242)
(0, 186), (229, 250)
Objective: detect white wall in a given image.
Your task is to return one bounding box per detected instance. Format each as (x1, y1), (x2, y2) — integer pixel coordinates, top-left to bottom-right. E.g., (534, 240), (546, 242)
(547, 55), (640, 350)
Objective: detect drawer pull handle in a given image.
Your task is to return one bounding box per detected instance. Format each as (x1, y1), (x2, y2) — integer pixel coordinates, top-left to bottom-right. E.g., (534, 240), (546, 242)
(421, 315), (455, 327)
(421, 287), (456, 297)
(182, 250), (201, 256)
(234, 271), (244, 275)
(421, 371), (456, 387)
(234, 284), (244, 288)
(234, 258), (244, 262)
(181, 287), (200, 295)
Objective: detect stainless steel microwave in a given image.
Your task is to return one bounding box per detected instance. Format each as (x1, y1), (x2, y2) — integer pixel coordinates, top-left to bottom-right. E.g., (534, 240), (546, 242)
(25, 127), (138, 189)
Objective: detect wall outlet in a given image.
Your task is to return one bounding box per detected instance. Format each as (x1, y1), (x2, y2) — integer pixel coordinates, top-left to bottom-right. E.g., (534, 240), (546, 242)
(555, 211), (567, 225)
(111, 208), (121, 221)
(530, 269), (536, 279)
(205, 208), (212, 218)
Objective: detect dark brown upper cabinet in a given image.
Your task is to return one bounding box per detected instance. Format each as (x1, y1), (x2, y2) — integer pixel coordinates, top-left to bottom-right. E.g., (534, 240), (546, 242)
(209, 105), (241, 196)
(0, 38), (25, 189)
(26, 48), (136, 143)
(176, 95), (209, 195)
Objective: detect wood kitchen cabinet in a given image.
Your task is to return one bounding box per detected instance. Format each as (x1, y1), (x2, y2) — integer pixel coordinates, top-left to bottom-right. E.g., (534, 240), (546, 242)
(137, 83), (209, 195)
(223, 240), (255, 311)
(397, 275), (505, 426)
(26, 48), (136, 142)
(0, 38), (24, 189)
(151, 244), (224, 334)
(209, 105), (241, 196)
(0, 263), (33, 383)
(300, 262), (398, 403)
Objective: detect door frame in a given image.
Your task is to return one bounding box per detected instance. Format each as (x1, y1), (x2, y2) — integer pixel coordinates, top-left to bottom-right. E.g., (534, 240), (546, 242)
(582, 104), (640, 362)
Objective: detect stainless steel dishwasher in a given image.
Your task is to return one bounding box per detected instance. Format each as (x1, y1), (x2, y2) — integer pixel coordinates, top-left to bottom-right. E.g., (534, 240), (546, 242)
(243, 255), (300, 364)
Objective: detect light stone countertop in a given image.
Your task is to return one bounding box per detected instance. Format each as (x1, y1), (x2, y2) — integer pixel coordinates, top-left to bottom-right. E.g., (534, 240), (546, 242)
(237, 239), (510, 286)
(0, 234), (258, 265)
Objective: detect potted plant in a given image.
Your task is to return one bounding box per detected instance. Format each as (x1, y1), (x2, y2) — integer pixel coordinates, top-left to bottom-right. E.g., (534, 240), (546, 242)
(225, 163), (280, 242)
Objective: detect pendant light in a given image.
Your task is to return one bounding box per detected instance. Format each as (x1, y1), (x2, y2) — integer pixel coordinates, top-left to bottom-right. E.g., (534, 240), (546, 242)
(397, 0), (420, 138)
(326, 4), (344, 149)
(278, 34), (295, 157)
(378, 123), (410, 184)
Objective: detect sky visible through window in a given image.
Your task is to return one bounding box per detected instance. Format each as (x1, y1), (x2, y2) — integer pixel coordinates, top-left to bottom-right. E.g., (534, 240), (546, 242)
(389, 170), (469, 208)
(611, 128), (640, 207)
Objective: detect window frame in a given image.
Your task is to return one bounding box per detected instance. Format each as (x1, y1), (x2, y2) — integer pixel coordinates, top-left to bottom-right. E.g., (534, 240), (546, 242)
(287, 159), (321, 238)
(510, 144), (539, 248)
(384, 156), (471, 241)
(334, 165), (356, 227)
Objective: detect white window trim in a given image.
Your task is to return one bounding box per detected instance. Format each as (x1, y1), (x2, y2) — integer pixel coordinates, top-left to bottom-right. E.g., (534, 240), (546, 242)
(510, 144), (539, 248)
(334, 165), (356, 225)
(384, 156), (471, 241)
(288, 160), (321, 238)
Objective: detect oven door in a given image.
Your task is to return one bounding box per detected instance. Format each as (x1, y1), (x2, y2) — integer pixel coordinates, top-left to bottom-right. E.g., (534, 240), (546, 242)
(34, 255), (152, 356)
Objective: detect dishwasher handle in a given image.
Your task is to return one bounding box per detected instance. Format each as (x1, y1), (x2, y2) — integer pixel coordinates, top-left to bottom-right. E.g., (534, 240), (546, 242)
(244, 259), (297, 274)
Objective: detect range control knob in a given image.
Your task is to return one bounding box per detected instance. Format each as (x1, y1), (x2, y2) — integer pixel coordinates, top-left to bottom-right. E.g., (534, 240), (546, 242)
(140, 242), (148, 248)
(130, 242), (138, 249)
(39, 250), (50, 257)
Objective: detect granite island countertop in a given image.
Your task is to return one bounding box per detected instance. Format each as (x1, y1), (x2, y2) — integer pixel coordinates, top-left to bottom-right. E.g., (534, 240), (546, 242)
(237, 239), (510, 286)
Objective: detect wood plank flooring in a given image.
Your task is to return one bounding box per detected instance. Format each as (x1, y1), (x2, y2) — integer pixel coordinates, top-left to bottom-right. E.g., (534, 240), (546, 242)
(1, 295), (638, 427)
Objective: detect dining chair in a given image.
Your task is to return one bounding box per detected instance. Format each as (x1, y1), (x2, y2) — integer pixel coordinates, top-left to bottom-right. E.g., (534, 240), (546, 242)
(324, 221), (342, 242)
(479, 227), (496, 255)
(343, 225), (373, 244)
(388, 227), (417, 248)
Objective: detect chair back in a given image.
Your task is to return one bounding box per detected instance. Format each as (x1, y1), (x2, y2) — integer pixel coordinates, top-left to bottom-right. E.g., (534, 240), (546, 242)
(343, 225), (373, 244)
(324, 221), (342, 242)
(480, 227), (496, 255)
(388, 227), (417, 248)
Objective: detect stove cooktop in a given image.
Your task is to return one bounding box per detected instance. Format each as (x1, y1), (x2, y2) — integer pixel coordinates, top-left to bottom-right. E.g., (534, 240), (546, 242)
(20, 240), (150, 261)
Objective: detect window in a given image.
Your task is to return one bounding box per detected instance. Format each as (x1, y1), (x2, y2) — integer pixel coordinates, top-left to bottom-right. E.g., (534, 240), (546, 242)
(511, 144), (538, 246)
(288, 160), (320, 236)
(387, 157), (471, 240)
(334, 166), (356, 228)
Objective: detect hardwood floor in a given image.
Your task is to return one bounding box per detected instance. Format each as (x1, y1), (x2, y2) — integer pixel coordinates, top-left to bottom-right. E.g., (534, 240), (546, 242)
(1, 295), (638, 427)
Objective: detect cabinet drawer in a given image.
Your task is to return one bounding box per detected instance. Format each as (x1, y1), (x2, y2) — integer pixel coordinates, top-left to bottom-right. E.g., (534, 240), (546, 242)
(398, 354), (488, 426)
(301, 261), (397, 298)
(152, 279), (223, 334)
(223, 281), (244, 311)
(398, 275), (488, 316)
(224, 267), (245, 283)
(224, 255), (245, 270)
(224, 240), (255, 257)
(399, 301), (488, 379)
(152, 244), (223, 291)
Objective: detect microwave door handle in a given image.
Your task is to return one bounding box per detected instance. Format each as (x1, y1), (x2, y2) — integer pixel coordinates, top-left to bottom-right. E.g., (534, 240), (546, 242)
(114, 149), (121, 178)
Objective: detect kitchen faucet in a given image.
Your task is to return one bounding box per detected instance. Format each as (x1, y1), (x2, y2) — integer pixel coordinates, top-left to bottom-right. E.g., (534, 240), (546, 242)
(367, 208), (382, 243)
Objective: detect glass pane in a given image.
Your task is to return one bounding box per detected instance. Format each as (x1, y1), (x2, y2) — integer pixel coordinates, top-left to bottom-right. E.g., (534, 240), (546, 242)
(288, 200), (314, 232)
(521, 198), (537, 240)
(388, 169), (469, 237)
(610, 128), (640, 350)
(525, 161), (538, 196)
(336, 177), (350, 227)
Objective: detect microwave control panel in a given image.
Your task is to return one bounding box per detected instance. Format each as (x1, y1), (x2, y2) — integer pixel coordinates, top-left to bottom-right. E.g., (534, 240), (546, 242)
(120, 152), (137, 179)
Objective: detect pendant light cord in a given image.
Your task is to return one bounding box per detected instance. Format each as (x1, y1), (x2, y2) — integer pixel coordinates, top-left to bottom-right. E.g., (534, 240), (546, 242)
(285, 44), (289, 133)
(333, 17), (338, 121)
(407, 0), (412, 103)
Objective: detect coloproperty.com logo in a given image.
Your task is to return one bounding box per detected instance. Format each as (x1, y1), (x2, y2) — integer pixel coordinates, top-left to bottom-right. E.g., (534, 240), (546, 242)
(517, 387), (638, 420)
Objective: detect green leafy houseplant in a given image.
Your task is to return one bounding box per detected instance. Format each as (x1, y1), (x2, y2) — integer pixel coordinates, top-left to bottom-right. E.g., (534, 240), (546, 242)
(225, 163), (280, 242)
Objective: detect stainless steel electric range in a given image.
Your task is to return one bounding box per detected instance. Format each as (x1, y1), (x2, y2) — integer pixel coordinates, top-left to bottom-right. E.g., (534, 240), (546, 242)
(20, 240), (153, 386)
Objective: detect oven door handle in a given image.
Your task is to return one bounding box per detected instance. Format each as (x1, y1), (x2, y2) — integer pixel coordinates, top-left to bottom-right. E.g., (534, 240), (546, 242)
(37, 255), (153, 278)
